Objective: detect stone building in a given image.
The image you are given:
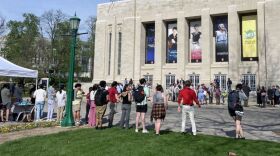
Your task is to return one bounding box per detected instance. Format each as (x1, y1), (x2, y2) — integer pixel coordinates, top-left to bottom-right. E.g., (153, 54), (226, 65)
(93, 0), (280, 90)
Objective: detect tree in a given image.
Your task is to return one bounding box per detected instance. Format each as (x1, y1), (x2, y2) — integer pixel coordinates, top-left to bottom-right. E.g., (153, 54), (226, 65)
(85, 16), (96, 79)
(0, 15), (5, 36)
(3, 13), (40, 68)
(40, 10), (67, 67)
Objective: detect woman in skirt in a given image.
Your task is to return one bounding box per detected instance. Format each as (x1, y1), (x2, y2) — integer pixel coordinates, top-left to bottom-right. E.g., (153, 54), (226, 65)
(151, 85), (168, 135)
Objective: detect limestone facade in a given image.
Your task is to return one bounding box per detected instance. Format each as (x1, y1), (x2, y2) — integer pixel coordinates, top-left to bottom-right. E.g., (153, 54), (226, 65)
(93, 0), (280, 90)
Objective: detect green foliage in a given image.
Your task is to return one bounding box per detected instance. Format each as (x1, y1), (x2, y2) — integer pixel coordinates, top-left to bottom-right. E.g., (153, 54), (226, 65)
(0, 128), (279, 156)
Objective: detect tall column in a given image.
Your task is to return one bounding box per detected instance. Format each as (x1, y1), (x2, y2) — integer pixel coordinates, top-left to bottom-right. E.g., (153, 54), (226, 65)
(134, 17), (142, 81)
(228, 5), (240, 85)
(154, 14), (164, 86)
(177, 11), (187, 80)
(257, 2), (266, 87)
(201, 8), (212, 84)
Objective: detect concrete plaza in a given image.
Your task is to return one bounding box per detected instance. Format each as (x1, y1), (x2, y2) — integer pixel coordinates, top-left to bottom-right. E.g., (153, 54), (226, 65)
(97, 101), (280, 142)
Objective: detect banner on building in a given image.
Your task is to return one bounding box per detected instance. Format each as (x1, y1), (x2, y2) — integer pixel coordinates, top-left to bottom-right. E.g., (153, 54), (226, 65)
(242, 15), (258, 61)
(145, 24), (155, 64)
(189, 20), (202, 63)
(167, 23), (177, 63)
(214, 16), (228, 62)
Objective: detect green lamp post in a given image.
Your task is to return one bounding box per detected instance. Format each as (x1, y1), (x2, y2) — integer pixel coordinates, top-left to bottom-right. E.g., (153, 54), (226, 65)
(61, 14), (81, 127)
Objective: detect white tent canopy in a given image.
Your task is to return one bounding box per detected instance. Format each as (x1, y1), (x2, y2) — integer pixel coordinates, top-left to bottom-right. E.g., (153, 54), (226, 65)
(0, 57), (38, 78)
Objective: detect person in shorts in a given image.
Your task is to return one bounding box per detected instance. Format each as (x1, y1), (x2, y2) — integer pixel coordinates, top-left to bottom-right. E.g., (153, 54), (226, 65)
(72, 83), (84, 125)
(135, 78), (150, 133)
(1, 84), (12, 122)
(95, 81), (109, 129)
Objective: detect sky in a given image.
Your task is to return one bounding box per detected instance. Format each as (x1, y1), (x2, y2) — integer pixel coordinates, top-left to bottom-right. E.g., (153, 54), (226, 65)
(0, 0), (110, 39)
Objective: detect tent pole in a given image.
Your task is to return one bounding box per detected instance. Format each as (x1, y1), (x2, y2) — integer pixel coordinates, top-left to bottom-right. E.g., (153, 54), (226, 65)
(35, 78), (38, 89)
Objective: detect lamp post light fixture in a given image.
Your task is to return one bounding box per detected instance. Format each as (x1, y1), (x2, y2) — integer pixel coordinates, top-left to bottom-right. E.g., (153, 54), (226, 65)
(61, 14), (81, 127)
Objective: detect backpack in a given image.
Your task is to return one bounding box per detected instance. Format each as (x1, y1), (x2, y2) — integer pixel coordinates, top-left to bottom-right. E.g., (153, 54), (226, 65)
(133, 86), (146, 103)
(275, 89), (280, 97)
(228, 90), (240, 110)
(94, 88), (108, 106)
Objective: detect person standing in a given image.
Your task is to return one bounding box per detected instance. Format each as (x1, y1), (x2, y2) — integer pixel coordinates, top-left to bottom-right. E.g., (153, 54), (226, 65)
(209, 83), (214, 104)
(56, 85), (66, 123)
(72, 83), (84, 126)
(151, 85), (168, 135)
(13, 83), (23, 103)
(95, 81), (109, 129)
(108, 81), (120, 128)
(47, 82), (56, 121)
(33, 84), (47, 121)
(85, 87), (93, 124)
(119, 84), (132, 129)
(215, 86), (221, 105)
(227, 78), (232, 91)
(256, 86), (262, 107)
(178, 80), (201, 136)
(0, 84), (12, 122)
(242, 83), (251, 107)
(134, 78), (150, 133)
(274, 86), (280, 106)
(267, 86), (274, 106)
(88, 85), (98, 127)
(260, 86), (267, 108)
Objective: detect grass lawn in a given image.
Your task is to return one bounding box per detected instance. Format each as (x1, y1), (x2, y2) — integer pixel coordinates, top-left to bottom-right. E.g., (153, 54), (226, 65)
(0, 128), (279, 156)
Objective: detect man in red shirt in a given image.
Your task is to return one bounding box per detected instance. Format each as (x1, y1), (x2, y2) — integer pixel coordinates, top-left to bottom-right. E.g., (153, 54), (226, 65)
(178, 80), (201, 135)
(108, 81), (120, 128)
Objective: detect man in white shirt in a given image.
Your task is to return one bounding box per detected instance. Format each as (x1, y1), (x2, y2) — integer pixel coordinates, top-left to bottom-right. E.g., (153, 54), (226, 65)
(33, 84), (47, 121)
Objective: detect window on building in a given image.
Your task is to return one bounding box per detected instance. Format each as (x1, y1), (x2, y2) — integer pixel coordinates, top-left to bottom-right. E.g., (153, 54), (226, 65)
(242, 74), (256, 91)
(145, 24), (155, 64)
(108, 33), (112, 75)
(166, 22), (177, 63)
(215, 74), (227, 90)
(144, 75), (153, 87)
(117, 32), (122, 75)
(189, 74), (200, 89)
(166, 74), (176, 88)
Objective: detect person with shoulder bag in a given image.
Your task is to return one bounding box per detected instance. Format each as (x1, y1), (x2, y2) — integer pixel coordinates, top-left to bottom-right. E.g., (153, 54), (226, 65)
(72, 83), (84, 126)
(151, 85), (168, 135)
(119, 84), (132, 129)
(94, 81), (109, 129)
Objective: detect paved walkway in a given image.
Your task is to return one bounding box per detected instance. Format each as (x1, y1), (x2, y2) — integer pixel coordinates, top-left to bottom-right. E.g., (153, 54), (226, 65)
(1, 101), (280, 144)
(105, 102), (280, 142)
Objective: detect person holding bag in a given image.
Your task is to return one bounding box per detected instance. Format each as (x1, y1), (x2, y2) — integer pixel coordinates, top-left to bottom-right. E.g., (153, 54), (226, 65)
(119, 84), (132, 129)
(72, 83), (84, 126)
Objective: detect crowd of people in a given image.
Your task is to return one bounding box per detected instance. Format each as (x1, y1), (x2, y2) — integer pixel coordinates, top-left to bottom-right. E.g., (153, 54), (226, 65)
(1, 77), (280, 139)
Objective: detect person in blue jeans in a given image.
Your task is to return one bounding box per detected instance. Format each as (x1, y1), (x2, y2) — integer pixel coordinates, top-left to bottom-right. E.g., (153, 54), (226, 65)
(33, 85), (47, 121)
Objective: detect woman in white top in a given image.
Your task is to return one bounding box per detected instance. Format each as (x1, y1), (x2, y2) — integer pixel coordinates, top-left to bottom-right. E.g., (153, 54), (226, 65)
(88, 84), (98, 127)
(56, 85), (66, 122)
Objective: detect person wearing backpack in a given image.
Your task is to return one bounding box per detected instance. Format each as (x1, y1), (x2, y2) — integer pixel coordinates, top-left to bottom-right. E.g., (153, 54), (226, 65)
(214, 86), (221, 105)
(108, 81), (120, 128)
(228, 84), (248, 139)
(134, 78), (150, 133)
(95, 81), (109, 129)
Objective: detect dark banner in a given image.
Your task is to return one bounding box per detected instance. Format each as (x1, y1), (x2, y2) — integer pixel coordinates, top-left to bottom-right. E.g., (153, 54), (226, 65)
(145, 25), (155, 64)
(189, 20), (202, 63)
(214, 16), (228, 62)
(167, 23), (177, 63)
